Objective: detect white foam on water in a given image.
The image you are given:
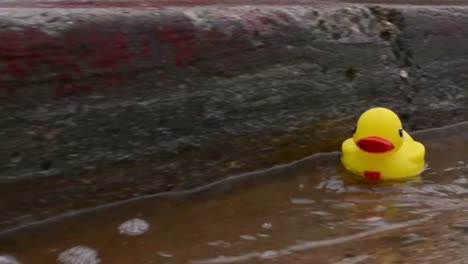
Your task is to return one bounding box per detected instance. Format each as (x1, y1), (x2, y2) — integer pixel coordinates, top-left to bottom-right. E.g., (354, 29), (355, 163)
(118, 218), (149, 236)
(0, 255), (20, 264)
(58, 246), (100, 264)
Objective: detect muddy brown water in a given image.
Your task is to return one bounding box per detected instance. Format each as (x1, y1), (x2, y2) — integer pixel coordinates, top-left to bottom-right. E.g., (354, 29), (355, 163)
(2, 122), (468, 264)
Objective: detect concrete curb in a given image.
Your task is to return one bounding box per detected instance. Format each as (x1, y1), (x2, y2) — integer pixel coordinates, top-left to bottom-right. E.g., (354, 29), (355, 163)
(1, 2), (468, 229)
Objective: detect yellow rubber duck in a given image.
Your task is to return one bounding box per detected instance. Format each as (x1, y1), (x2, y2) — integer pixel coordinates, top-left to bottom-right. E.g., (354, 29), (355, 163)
(341, 107), (426, 181)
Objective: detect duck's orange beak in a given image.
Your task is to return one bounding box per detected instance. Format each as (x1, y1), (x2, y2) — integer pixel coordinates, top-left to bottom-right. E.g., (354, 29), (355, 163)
(357, 136), (394, 153)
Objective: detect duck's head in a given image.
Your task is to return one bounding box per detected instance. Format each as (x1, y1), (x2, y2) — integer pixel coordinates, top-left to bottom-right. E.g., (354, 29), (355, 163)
(352, 107), (404, 153)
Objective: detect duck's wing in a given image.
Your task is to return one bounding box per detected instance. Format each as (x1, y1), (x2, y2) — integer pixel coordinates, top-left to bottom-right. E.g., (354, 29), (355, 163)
(408, 141), (425, 163)
(402, 131), (425, 162)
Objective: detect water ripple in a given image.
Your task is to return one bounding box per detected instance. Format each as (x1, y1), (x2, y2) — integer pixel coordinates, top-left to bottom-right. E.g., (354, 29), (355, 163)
(191, 216), (433, 264)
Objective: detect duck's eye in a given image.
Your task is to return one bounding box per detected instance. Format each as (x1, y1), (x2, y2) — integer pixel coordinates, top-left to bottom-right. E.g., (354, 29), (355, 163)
(353, 126), (357, 134)
(399, 128), (403, 137)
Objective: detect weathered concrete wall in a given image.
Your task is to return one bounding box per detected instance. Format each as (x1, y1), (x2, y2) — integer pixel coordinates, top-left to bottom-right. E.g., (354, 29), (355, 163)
(1, 2), (468, 230)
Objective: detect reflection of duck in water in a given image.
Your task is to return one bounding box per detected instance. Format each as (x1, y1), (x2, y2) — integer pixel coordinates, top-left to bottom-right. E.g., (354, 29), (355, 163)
(341, 107), (426, 181)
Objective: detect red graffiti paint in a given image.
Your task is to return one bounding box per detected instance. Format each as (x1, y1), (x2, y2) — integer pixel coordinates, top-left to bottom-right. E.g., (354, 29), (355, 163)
(2, 0), (464, 9)
(241, 12), (282, 35)
(3, 59), (26, 78)
(0, 0), (333, 9)
(0, 9), (290, 97)
(0, 32), (32, 78)
(141, 39), (151, 57)
(86, 31), (130, 68)
(0, 28), (135, 97)
(274, 12), (289, 22)
(156, 26), (201, 66)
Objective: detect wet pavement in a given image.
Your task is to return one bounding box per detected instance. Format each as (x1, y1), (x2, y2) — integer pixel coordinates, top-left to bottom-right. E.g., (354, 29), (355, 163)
(1, 122), (468, 263)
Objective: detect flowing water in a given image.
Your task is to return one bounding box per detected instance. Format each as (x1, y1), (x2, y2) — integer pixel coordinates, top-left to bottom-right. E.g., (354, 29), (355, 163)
(2, 122), (468, 264)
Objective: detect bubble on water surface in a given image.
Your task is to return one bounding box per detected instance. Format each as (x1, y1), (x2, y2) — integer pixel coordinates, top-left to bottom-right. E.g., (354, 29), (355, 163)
(207, 240), (230, 247)
(315, 176), (344, 192)
(261, 223), (272, 229)
(310, 211), (330, 216)
(260, 250), (280, 259)
(58, 246), (100, 264)
(395, 203), (419, 208)
(363, 217), (383, 222)
(351, 217), (386, 229)
(373, 205), (387, 212)
(333, 202), (355, 209)
(157, 252), (173, 258)
(454, 178), (468, 184)
(401, 233), (427, 245)
(399, 69), (408, 78)
(336, 255), (369, 264)
(0, 255), (20, 264)
(118, 218), (149, 236)
(240, 235), (256, 240)
(444, 167), (460, 172)
(290, 198), (315, 205)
